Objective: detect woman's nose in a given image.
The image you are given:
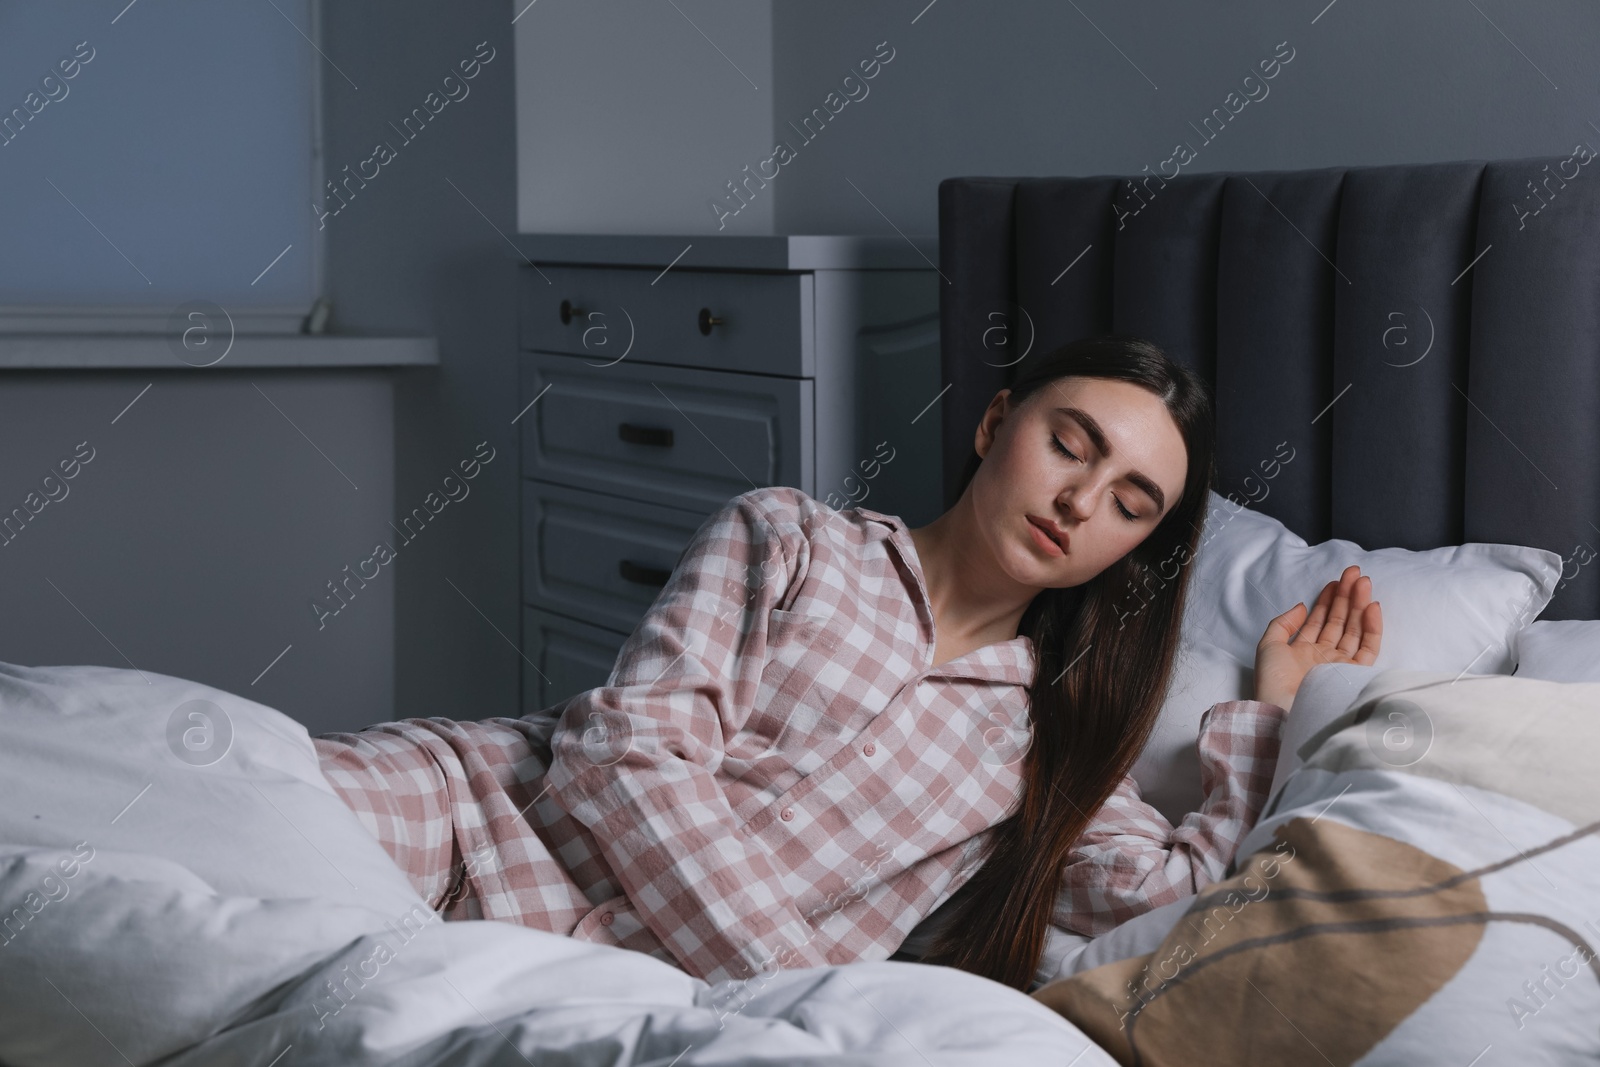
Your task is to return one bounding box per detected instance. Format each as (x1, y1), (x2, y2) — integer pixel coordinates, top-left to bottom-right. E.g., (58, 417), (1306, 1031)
(1057, 483), (1096, 522)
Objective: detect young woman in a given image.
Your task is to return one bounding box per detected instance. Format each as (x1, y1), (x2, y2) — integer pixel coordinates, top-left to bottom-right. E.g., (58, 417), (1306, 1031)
(313, 334), (1381, 993)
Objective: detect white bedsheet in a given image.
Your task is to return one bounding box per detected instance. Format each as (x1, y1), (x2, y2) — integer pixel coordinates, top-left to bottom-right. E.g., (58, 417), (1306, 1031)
(0, 843), (1107, 1066)
(0, 660), (1110, 1066)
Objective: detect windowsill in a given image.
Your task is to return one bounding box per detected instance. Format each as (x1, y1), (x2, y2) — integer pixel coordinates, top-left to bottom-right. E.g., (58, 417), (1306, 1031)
(0, 333), (439, 369)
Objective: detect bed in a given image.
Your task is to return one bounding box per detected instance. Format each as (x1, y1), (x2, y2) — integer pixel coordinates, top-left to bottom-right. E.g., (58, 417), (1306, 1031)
(1, 154), (1597, 1066)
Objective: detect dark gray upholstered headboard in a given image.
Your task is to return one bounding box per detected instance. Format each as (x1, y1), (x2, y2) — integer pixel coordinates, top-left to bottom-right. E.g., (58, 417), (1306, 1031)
(937, 156), (1600, 621)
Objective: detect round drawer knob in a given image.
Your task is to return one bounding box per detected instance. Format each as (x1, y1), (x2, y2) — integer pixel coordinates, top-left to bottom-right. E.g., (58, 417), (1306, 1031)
(559, 299), (587, 325)
(698, 307), (724, 336)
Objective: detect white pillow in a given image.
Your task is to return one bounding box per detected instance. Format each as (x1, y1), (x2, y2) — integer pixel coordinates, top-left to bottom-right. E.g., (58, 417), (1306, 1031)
(1129, 636), (1251, 822)
(0, 661), (426, 917)
(1514, 619), (1600, 682)
(1128, 492), (1562, 821)
(1185, 491), (1561, 675)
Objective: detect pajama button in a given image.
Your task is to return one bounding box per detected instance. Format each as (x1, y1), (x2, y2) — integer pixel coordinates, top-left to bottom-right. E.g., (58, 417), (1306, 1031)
(600, 911), (614, 926)
(780, 806), (794, 821)
(862, 742), (876, 756)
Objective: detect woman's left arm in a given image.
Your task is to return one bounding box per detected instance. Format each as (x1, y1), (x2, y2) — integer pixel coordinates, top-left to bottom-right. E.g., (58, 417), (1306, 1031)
(1054, 564), (1381, 938)
(1051, 698), (1287, 939)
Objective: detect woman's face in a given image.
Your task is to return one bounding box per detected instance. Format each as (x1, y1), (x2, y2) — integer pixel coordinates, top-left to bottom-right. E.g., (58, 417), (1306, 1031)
(969, 376), (1189, 589)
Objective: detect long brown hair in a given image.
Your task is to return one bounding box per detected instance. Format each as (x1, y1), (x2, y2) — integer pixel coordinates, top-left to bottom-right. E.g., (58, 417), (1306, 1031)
(918, 334), (1216, 990)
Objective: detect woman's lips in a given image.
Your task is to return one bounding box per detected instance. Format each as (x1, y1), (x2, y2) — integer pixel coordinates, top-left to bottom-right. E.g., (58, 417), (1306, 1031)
(1026, 515), (1067, 556)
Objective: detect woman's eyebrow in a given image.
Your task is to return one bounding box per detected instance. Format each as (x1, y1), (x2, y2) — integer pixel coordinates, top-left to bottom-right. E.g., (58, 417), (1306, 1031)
(1052, 406), (1166, 513)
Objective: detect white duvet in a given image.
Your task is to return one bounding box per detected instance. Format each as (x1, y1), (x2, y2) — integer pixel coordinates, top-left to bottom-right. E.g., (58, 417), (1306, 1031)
(1032, 666), (1600, 1065)
(0, 662), (1107, 1067)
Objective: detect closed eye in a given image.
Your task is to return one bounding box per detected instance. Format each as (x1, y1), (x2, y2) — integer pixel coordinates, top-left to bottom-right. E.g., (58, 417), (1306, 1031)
(1051, 435), (1138, 522)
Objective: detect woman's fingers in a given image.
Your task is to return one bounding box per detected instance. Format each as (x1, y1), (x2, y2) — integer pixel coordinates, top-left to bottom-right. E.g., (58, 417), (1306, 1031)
(1334, 574), (1373, 659)
(1300, 580), (1337, 642)
(1353, 600), (1383, 664)
(1265, 601), (1308, 646)
(1318, 565), (1359, 645)
(1277, 566), (1383, 665)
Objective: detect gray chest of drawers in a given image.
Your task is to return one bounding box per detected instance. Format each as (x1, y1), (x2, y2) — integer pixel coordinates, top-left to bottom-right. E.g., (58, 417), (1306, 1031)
(510, 234), (943, 716)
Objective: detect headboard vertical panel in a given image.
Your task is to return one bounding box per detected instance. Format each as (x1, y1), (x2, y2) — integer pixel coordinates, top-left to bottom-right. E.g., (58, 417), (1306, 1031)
(1330, 163), (1482, 551)
(1214, 169), (1342, 542)
(1466, 158), (1600, 621)
(938, 177), (1021, 508)
(1014, 178), (1118, 359)
(1108, 175), (1228, 384)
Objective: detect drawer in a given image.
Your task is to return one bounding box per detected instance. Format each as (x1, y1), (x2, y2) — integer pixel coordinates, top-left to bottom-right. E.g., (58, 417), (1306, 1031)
(518, 264), (813, 376)
(519, 350), (812, 513)
(522, 479), (710, 633)
(521, 605), (631, 718)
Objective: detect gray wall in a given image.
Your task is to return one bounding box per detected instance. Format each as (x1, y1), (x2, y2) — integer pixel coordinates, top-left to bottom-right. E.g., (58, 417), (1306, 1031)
(0, 0), (524, 739)
(320, 2), (523, 728)
(514, 0), (774, 235)
(0, 1), (395, 736)
(0, 371), (394, 734)
(518, 1), (1600, 236)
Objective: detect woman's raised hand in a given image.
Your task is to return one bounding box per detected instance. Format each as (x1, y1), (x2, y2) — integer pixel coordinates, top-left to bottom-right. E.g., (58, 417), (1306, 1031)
(1253, 564), (1383, 711)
